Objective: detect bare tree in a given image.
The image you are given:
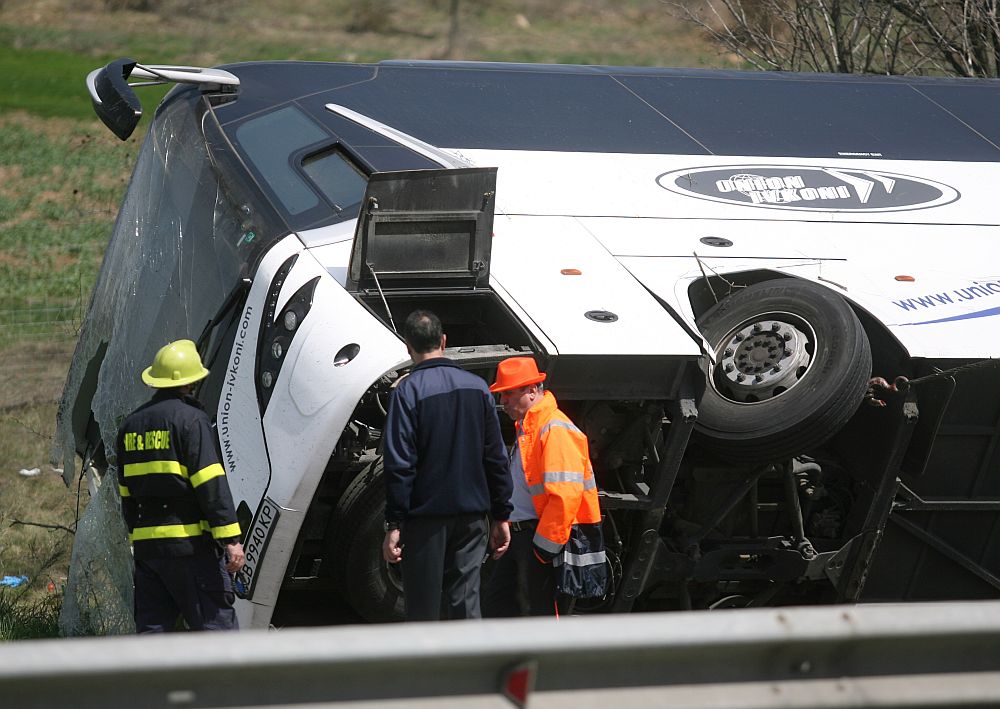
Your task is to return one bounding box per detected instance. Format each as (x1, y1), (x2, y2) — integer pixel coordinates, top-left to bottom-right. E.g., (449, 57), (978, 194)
(444, 0), (462, 59)
(892, 0), (1000, 76)
(670, 0), (1000, 76)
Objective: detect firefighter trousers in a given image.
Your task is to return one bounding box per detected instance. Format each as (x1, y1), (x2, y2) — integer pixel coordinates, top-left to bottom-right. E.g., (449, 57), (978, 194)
(133, 547), (237, 632)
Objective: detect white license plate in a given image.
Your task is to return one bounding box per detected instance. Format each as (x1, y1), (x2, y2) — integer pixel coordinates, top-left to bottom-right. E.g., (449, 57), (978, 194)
(235, 496), (280, 599)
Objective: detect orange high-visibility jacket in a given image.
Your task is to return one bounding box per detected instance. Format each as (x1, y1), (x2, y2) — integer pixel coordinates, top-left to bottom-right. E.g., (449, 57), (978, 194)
(515, 391), (602, 560)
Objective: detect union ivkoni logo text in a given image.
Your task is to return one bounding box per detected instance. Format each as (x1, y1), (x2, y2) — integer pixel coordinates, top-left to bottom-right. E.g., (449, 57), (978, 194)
(657, 165), (959, 212)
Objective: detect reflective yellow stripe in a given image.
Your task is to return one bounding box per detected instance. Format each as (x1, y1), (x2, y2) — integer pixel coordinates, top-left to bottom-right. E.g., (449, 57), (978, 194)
(118, 485), (130, 498)
(131, 523), (205, 541)
(123, 460), (188, 478)
(210, 522), (241, 539)
(190, 463), (225, 488)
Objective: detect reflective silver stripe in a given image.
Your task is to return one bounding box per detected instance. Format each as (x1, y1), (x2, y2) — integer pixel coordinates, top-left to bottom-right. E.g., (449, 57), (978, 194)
(544, 471), (584, 485)
(530, 473), (594, 496)
(539, 420), (582, 437)
(533, 532), (563, 554)
(553, 550), (608, 567)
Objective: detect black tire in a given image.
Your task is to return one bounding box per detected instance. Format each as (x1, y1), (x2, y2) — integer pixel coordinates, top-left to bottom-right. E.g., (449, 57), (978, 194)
(328, 460), (405, 622)
(694, 279), (871, 462)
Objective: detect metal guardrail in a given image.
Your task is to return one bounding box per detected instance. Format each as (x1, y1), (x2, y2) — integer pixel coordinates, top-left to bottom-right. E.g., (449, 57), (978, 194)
(3, 600), (1000, 708)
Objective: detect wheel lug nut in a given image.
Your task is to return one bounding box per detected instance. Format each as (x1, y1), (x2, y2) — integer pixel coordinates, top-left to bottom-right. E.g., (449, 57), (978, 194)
(724, 363), (734, 372)
(783, 348), (792, 357)
(734, 333), (745, 342)
(772, 364), (781, 372)
(782, 332), (792, 341)
(754, 374), (764, 382)
(771, 323), (781, 332)
(752, 323), (762, 333)
(724, 347), (733, 357)
(736, 373), (745, 382)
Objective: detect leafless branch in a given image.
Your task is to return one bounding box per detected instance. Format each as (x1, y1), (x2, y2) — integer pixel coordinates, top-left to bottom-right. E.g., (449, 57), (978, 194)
(10, 518), (76, 535)
(668, 0), (1000, 77)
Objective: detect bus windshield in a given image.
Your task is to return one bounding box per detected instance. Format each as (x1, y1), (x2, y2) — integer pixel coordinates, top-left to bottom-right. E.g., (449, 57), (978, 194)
(55, 89), (259, 485)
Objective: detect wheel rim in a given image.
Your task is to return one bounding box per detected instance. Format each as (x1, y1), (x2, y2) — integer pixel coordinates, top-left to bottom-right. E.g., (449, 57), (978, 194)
(710, 312), (815, 404)
(708, 594), (751, 610)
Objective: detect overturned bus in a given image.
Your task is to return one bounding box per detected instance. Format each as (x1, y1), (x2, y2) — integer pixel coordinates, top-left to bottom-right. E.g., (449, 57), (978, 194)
(57, 58), (1000, 629)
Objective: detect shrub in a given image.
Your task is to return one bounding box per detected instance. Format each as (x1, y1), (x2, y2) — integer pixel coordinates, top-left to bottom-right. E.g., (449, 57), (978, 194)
(0, 589), (62, 640)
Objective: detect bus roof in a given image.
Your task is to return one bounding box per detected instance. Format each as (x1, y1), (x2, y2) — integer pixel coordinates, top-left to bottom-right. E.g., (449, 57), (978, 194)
(213, 60), (1000, 162)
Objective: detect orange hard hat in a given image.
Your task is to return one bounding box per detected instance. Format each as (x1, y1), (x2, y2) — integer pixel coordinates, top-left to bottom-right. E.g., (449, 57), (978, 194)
(490, 357), (547, 393)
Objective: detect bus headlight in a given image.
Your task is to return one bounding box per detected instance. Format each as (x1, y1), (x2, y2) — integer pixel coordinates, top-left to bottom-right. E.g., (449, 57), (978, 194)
(256, 254), (319, 414)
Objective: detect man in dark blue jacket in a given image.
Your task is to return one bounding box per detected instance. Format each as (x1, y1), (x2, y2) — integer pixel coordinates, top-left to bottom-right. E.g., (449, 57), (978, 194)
(382, 310), (512, 621)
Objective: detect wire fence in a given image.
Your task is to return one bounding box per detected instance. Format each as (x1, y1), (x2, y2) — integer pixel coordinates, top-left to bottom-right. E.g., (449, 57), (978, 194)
(0, 298), (83, 411)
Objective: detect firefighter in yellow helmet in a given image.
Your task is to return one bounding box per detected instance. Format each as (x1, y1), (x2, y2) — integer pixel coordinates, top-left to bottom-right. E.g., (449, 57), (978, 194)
(116, 339), (245, 632)
(483, 356), (607, 616)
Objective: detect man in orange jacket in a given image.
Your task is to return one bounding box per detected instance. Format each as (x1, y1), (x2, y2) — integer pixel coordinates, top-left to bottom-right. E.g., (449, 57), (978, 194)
(483, 356), (607, 616)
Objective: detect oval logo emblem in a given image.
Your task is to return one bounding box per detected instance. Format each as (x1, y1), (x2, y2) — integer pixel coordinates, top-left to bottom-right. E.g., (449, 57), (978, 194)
(657, 165), (959, 212)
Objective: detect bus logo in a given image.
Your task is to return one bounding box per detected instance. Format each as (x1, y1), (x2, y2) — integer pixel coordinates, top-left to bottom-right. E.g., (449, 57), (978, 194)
(658, 165), (959, 212)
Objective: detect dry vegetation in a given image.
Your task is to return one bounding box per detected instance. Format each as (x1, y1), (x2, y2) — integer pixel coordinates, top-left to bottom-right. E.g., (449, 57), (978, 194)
(0, 398), (78, 638)
(0, 113), (128, 619)
(2, 0), (731, 68)
(0, 438), (77, 594)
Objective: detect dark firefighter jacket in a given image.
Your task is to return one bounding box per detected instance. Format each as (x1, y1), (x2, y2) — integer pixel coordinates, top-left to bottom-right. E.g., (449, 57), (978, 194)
(116, 390), (241, 560)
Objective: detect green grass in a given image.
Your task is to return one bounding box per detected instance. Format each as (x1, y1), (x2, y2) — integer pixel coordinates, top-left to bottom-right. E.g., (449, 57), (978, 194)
(0, 41), (106, 121)
(0, 114), (133, 306)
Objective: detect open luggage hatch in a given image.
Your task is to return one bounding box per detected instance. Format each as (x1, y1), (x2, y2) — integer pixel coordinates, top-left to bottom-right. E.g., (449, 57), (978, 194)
(347, 168), (498, 294)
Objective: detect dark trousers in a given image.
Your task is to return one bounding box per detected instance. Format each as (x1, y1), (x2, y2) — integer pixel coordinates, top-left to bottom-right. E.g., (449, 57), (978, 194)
(400, 513), (488, 621)
(134, 548), (237, 632)
(482, 525), (558, 617)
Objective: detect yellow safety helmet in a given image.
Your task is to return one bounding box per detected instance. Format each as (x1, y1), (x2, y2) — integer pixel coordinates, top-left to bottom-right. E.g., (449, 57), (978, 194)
(141, 339), (210, 388)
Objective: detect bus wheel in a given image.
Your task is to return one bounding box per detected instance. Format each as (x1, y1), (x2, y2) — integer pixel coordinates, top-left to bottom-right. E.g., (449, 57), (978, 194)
(694, 279), (871, 462)
(329, 460), (405, 622)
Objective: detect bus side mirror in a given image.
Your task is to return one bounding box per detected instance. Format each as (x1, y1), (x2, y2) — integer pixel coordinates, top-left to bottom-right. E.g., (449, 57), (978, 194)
(86, 57), (142, 141)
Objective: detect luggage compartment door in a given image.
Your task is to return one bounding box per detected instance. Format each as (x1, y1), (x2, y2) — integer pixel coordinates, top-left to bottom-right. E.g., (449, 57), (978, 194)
(347, 167), (497, 293)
